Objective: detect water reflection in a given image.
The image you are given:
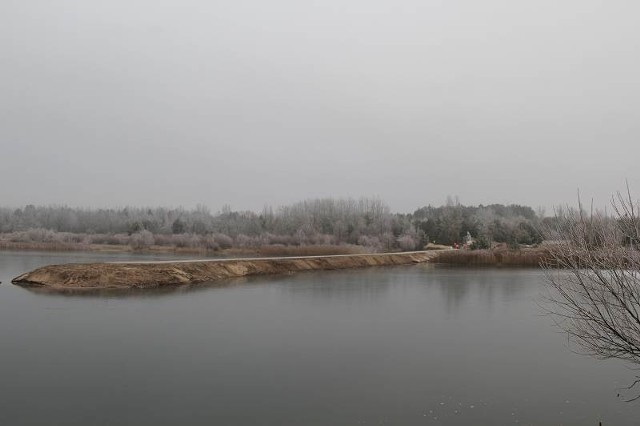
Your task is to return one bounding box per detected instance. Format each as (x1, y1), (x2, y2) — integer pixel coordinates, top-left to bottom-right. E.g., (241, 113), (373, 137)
(418, 266), (533, 314)
(1, 251), (639, 425)
(15, 277), (253, 298)
(281, 268), (397, 302)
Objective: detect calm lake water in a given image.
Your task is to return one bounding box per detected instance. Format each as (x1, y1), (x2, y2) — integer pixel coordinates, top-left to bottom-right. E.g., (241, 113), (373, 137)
(0, 251), (638, 425)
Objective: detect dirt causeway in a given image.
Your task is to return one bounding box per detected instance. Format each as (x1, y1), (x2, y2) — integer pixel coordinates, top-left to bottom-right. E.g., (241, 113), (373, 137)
(11, 252), (439, 290)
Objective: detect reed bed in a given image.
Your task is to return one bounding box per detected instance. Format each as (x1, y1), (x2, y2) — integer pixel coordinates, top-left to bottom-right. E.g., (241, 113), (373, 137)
(434, 248), (550, 267)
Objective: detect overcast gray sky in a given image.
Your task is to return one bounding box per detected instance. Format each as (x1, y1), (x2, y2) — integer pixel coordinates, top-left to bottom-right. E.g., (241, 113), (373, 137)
(1, 0), (639, 213)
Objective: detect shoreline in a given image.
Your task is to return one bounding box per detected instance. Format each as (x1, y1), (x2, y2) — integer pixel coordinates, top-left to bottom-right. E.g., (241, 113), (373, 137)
(0, 241), (371, 258)
(11, 251), (439, 290)
(9, 248), (550, 291)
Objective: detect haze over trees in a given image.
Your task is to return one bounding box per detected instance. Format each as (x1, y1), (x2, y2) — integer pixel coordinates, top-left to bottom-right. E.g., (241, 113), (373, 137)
(0, 197), (544, 252)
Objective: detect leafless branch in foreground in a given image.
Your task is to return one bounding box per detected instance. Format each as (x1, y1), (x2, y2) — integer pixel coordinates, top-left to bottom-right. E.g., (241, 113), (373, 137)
(542, 185), (640, 367)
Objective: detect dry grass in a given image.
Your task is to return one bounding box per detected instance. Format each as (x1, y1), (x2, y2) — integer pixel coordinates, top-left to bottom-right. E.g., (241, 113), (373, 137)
(424, 243), (452, 250)
(257, 244), (370, 257)
(0, 239), (371, 258)
(0, 240), (88, 252)
(434, 248), (550, 266)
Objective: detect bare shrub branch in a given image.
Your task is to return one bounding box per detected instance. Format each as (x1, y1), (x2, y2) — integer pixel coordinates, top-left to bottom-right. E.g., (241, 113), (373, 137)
(542, 189), (640, 364)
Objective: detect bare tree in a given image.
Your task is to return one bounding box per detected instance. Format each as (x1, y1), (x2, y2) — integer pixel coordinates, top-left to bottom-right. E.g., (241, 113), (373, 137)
(543, 187), (640, 399)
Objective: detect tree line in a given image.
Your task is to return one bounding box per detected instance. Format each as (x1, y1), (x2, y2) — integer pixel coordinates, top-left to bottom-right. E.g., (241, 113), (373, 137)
(0, 197), (544, 251)
(413, 202), (544, 248)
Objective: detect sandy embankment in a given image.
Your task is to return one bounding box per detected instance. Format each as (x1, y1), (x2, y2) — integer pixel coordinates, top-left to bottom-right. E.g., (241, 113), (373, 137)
(11, 251), (439, 290)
